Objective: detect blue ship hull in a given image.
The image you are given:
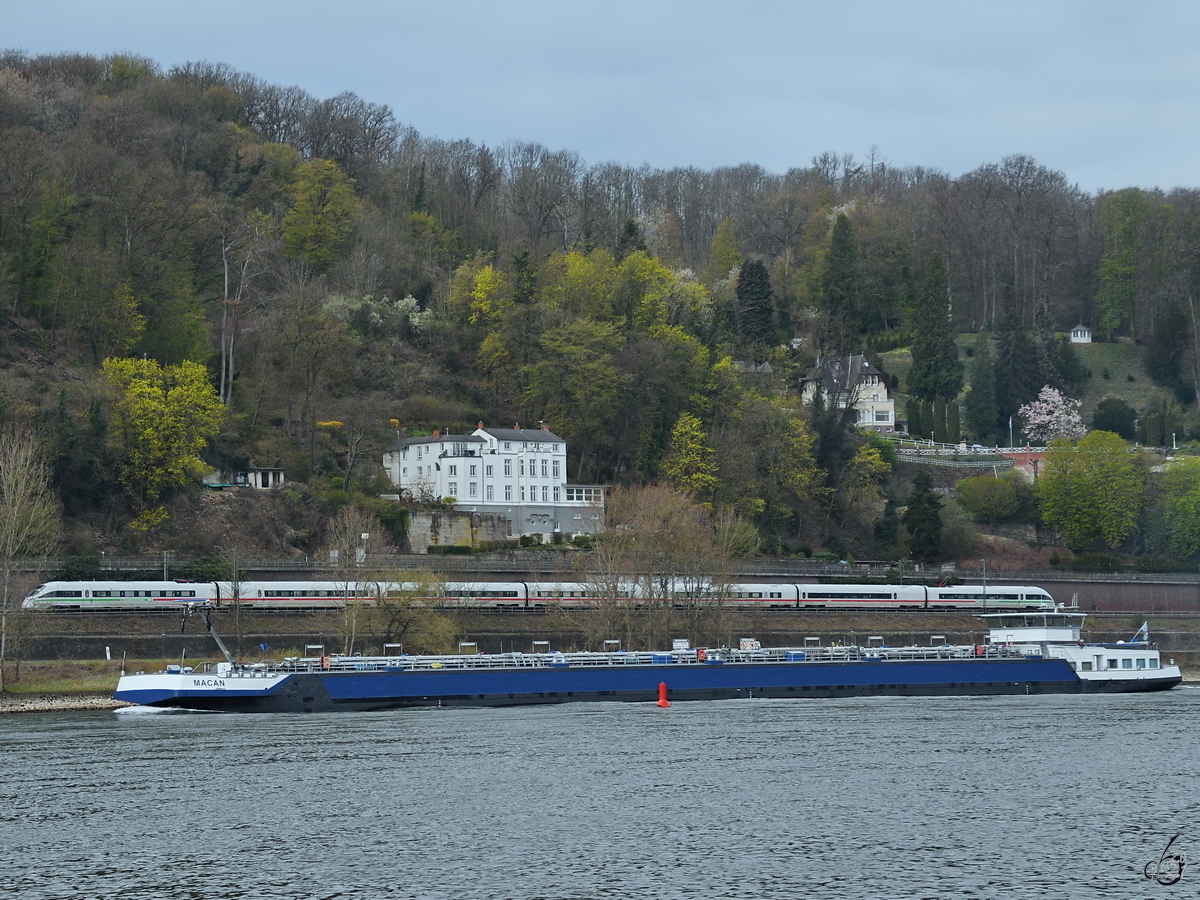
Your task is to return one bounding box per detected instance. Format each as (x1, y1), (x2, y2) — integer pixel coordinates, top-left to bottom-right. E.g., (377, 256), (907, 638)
(114, 655), (1180, 713)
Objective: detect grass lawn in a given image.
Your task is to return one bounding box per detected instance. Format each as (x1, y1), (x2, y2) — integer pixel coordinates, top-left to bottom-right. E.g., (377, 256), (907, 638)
(2, 658), (219, 694)
(877, 335), (1173, 424)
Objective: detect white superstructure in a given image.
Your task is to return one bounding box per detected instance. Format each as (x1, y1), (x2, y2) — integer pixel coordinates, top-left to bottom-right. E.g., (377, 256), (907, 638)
(982, 611), (1181, 688)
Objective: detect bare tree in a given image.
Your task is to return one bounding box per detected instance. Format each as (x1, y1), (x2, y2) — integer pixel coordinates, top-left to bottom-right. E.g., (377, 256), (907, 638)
(324, 506), (383, 655)
(573, 484), (736, 650)
(360, 568), (457, 655)
(0, 428), (60, 691)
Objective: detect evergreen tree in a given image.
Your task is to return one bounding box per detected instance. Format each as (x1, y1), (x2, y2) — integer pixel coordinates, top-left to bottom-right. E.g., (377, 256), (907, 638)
(933, 397), (948, 443)
(822, 214), (859, 351)
(906, 397), (923, 439)
(902, 469), (943, 562)
(735, 258), (775, 346)
(1144, 303), (1196, 404)
(1092, 397), (1137, 440)
(947, 402), (961, 444)
(906, 253), (963, 401)
(964, 332), (998, 443)
(993, 313), (1042, 432)
(615, 219), (646, 260)
(920, 399), (934, 441)
(873, 496), (900, 555)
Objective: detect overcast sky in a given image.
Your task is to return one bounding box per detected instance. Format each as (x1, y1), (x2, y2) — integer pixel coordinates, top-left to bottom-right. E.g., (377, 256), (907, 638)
(7, 1), (1200, 193)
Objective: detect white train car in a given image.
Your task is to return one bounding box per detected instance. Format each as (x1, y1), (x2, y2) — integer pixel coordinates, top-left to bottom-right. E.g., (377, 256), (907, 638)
(21, 580), (220, 610)
(22, 578), (1057, 612)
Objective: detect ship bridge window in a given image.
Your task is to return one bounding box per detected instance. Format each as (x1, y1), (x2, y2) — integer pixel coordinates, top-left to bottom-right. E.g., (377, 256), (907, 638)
(1106, 659), (1118, 669)
(1080, 661), (1093, 671)
(1122, 658), (1133, 669)
(1136, 658), (1146, 669)
(1150, 659), (1159, 669)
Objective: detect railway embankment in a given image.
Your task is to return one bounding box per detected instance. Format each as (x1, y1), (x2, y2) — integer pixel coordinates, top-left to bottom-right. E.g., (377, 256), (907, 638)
(16, 607), (1200, 669)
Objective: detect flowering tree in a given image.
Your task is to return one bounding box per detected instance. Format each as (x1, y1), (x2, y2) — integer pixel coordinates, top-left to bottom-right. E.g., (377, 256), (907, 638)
(1018, 386), (1086, 443)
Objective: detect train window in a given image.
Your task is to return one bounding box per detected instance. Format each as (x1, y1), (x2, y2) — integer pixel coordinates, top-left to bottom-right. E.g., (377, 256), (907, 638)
(118, 591), (126, 597)
(769, 592), (782, 598)
(95, 591), (110, 597)
(750, 592), (762, 598)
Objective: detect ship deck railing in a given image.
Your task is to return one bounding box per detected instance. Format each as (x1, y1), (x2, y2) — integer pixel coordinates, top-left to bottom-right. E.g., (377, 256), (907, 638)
(191, 643), (1030, 677)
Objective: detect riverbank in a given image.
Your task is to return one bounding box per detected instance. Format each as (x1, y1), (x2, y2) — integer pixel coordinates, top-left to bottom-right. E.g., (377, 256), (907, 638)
(0, 691), (132, 713)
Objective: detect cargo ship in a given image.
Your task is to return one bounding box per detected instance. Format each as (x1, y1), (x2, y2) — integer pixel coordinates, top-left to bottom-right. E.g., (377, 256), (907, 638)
(113, 610), (1181, 713)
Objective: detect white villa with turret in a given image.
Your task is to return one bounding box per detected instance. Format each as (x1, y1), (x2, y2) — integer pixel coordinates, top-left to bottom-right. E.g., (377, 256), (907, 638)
(382, 424), (605, 540)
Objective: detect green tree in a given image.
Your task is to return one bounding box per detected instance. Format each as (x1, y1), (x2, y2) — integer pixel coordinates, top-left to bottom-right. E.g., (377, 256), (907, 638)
(662, 412), (718, 507)
(1096, 188), (1151, 339)
(906, 253), (963, 401)
(1037, 430), (1144, 550)
(933, 397), (948, 443)
(906, 397), (923, 440)
(519, 320), (626, 480)
(993, 314), (1043, 433)
(1161, 458), (1200, 559)
(947, 402), (961, 444)
(1092, 397), (1137, 440)
(964, 332), (998, 442)
(703, 217), (741, 286)
(821, 213), (859, 350)
(282, 159), (358, 271)
(957, 475), (1019, 526)
(902, 469), (943, 562)
(735, 258), (774, 346)
(101, 357), (224, 530)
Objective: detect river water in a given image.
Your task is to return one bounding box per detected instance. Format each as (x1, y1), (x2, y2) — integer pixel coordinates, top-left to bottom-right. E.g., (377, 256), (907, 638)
(3, 689), (1200, 899)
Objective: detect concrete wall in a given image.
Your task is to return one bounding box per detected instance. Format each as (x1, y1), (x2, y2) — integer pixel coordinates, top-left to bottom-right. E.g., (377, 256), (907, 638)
(408, 510), (510, 553)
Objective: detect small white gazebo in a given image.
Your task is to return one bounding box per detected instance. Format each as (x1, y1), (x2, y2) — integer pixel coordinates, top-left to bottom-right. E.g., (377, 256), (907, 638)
(1069, 324), (1092, 344)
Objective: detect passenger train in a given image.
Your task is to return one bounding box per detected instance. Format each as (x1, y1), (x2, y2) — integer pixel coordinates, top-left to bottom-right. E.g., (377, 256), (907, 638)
(22, 579), (1058, 612)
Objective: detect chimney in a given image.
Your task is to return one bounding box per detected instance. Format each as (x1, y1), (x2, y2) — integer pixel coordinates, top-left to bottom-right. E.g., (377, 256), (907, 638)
(514, 422), (520, 430)
(542, 423), (549, 431)
(433, 429), (440, 440)
(477, 421), (484, 430)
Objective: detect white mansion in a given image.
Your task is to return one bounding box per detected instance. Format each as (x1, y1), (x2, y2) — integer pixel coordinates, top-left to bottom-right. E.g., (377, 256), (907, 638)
(382, 424), (605, 540)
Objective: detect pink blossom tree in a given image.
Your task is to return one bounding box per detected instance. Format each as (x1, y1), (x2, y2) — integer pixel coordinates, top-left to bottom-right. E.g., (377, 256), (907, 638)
(1018, 386), (1086, 444)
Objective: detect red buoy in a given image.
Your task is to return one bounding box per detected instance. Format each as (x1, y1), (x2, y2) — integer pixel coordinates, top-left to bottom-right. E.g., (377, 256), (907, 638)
(657, 682), (670, 708)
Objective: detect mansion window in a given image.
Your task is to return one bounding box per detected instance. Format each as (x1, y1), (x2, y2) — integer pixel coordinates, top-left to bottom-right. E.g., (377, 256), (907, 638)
(566, 487), (602, 503)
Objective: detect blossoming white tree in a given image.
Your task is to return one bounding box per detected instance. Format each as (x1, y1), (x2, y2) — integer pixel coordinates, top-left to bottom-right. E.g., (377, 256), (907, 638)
(1018, 386), (1086, 443)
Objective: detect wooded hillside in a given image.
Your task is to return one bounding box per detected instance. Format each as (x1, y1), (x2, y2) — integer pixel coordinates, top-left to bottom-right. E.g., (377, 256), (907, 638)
(2, 51), (1198, 563)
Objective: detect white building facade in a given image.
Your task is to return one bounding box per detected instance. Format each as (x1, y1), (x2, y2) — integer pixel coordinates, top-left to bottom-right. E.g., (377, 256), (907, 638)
(382, 425), (605, 540)
(799, 354), (897, 433)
